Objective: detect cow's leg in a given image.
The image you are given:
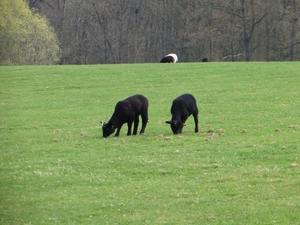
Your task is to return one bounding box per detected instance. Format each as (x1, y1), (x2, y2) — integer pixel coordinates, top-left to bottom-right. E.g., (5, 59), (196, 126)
(140, 111), (148, 134)
(133, 116), (139, 135)
(193, 113), (199, 133)
(114, 125), (122, 137)
(179, 115), (188, 134)
(127, 121), (133, 136)
(179, 120), (186, 134)
(178, 126), (183, 134)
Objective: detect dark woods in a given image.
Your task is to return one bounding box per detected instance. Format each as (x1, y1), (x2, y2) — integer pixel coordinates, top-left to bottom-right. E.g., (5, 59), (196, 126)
(28, 0), (300, 64)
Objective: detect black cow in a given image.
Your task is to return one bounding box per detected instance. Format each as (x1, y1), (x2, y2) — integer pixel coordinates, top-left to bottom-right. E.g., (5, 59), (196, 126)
(101, 94), (149, 138)
(166, 94), (199, 134)
(160, 53), (178, 63)
(160, 56), (174, 63)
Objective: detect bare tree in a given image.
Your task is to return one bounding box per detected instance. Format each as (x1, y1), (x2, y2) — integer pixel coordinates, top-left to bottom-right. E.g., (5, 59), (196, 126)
(228, 0), (271, 61)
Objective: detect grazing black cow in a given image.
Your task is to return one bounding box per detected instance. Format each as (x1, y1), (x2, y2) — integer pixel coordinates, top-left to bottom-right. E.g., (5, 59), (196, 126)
(101, 94), (148, 138)
(202, 58), (208, 62)
(166, 94), (199, 134)
(160, 56), (174, 63)
(160, 53), (178, 63)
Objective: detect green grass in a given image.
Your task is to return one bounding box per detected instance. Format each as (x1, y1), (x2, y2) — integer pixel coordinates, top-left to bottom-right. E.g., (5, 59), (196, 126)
(1, 62), (300, 224)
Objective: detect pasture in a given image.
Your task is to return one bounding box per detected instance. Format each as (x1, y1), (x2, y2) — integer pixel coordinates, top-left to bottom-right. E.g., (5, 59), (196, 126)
(0, 62), (299, 224)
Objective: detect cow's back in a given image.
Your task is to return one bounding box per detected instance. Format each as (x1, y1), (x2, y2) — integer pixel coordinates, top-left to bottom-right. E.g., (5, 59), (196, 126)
(172, 94), (197, 114)
(126, 94), (148, 113)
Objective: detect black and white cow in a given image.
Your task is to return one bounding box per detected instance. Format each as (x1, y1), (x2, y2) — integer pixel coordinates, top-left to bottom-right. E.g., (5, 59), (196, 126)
(160, 53), (178, 63)
(166, 94), (199, 134)
(101, 94), (149, 137)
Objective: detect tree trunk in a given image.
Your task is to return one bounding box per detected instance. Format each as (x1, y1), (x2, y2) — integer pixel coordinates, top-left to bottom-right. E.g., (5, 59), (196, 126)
(240, 0), (250, 61)
(289, 0), (297, 61)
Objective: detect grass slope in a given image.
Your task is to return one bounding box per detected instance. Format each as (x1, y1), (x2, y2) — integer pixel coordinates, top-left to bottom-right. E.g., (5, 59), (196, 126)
(1, 62), (300, 224)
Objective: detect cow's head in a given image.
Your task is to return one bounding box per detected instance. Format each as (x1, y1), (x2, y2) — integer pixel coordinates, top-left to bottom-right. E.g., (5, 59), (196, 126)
(165, 120), (185, 134)
(101, 121), (115, 138)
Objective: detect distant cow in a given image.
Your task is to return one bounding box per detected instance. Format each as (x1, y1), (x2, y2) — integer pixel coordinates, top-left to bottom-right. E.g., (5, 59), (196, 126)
(101, 94), (149, 138)
(202, 58), (208, 62)
(160, 53), (178, 63)
(166, 94), (199, 134)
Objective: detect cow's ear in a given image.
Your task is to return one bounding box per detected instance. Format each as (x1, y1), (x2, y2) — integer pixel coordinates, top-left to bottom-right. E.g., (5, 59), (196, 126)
(165, 121), (171, 124)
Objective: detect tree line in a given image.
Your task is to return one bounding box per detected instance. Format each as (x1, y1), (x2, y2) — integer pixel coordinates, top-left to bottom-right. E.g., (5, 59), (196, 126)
(0, 0), (59, 65)
(1, 0), (299, 65)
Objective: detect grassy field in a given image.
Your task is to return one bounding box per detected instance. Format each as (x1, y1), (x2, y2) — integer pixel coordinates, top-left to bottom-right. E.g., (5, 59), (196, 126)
(0, 62), (299, 224)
